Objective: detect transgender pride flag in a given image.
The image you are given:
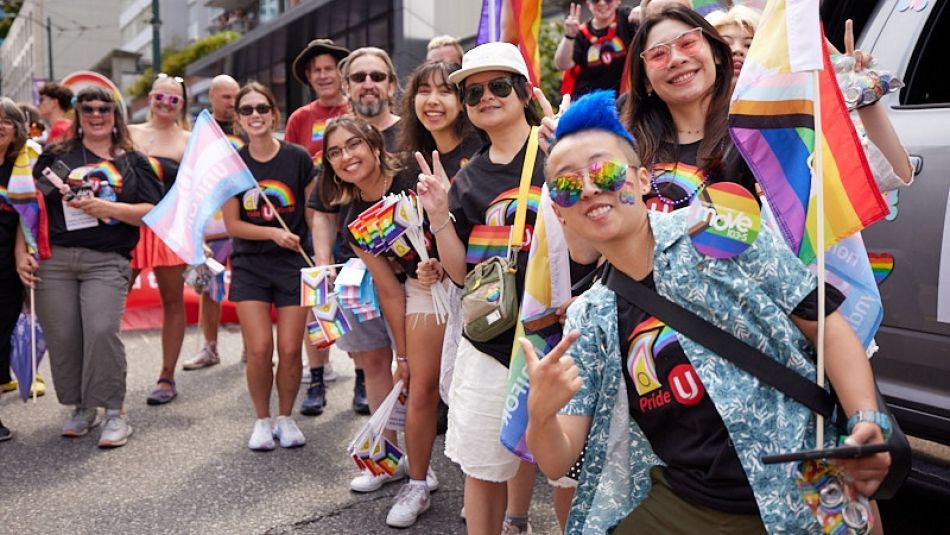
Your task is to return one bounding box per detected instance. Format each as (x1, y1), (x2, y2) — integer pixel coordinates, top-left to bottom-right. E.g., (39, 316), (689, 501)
(143, 110), (257, 265)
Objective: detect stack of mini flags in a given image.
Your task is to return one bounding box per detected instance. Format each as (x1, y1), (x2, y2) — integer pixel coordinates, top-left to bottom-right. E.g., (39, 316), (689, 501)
(348, 380), (407, 476)
(334, 259), (381, 322)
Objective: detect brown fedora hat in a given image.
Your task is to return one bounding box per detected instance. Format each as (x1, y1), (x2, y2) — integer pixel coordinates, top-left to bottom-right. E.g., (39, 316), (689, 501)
(292, 38), (350, 86)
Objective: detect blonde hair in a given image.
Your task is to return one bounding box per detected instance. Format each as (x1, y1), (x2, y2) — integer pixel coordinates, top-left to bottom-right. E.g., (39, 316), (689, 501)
(426, 35), (464, 57)
(706, 5), (761, 35)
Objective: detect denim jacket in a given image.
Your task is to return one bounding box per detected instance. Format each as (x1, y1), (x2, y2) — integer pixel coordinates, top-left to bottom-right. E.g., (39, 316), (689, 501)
(562, 210), (836, 534)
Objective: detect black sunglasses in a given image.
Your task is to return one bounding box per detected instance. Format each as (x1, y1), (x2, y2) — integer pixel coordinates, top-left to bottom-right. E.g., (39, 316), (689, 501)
(461, 77), (515, 107)
(348, 71), (390, 84)
(237, 104), (273, 116)
(79, 104), (115, 116)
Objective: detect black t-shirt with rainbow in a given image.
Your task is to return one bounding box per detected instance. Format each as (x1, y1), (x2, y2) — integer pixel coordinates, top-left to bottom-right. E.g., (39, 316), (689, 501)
(232, 141), (314, 256)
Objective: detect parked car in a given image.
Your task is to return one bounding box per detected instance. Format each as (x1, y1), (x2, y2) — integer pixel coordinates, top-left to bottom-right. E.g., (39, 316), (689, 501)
(822, 0), (950, 499)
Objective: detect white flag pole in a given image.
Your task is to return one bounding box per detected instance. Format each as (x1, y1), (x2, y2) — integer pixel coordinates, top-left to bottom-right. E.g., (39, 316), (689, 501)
(30, 286), (37, 403)
(813, 69), (826, 449)
(489, 0), (498, 42)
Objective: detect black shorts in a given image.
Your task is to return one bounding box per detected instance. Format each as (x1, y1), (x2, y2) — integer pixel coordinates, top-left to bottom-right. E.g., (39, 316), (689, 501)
(230, 252), (307, 308)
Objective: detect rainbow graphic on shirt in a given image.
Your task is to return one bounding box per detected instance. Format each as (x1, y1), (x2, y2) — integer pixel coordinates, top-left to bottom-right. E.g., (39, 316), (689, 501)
(646, 162), (707, 211)
(258, 179), (294, 207)
(241, 179), (295, 215)
(311, 119), (329, 144)
(590, 35), (627, 67)
(147, 157), (164, 182)
(484, 186), (542, 226)
(88, 161), (123, 190)
(226, 135), (245, 151)
(466, 185), (542, 264)
(626, 317), (678, 396)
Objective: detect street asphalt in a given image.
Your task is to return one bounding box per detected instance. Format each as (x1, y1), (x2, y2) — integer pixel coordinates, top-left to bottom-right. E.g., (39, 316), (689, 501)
(0, 326), (559, 534)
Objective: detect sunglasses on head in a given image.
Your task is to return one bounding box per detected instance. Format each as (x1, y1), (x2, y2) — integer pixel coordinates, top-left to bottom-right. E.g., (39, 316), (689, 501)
(156, 72), (185, 85)
(461, 76), (515, 107)
(348, 71), (390, 84)
(79, 104), (115, 116)
(549, 159), (630, 208)
(151, 92), (181, 105)
(640, 27), (705, 70)
(237, 104), (273, 116)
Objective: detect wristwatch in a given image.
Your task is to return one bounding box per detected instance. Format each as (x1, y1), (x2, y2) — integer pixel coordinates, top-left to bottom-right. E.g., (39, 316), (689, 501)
(847, 410), (892, 441)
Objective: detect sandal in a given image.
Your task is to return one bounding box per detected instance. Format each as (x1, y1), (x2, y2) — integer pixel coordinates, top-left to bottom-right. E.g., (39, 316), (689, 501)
(146, 378), (177, 405)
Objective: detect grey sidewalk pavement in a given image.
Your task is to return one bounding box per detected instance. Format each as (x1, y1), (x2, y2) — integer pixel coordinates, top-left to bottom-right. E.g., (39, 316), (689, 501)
(0, 326), (558, 534)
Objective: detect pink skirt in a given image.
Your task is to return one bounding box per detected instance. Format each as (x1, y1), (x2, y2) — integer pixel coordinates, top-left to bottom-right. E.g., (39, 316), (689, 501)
(130, 226), (184, 269)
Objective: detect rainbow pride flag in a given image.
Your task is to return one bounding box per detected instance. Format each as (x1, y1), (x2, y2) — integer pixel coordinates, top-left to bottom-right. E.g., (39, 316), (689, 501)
(507, 0), (541, 86)
(729, 0), (888, 264)
(7, 140), (49, 259)
(692, 0), (729, 16)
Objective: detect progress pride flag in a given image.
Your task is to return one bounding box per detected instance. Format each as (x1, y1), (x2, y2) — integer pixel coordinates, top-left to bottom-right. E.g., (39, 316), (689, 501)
(143, 110), (256, 265)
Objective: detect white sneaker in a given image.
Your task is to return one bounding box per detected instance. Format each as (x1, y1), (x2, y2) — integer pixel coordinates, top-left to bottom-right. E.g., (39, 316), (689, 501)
(62, 407), (100, 437)
(425, 466), (440, 492)
(386, 483), (431, 528)
(98, 410), (132, 448)
(248, 419), (275, 451)
(350, 457), (407, 492)
(272, 416), (305, 448)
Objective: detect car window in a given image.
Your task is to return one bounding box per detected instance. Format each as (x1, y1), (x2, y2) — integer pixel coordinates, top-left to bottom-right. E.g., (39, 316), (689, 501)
(901, 0), (950, 106)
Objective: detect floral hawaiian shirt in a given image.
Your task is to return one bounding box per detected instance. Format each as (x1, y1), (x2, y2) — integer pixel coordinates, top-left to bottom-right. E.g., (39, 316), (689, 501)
(562, 209), (837, 534)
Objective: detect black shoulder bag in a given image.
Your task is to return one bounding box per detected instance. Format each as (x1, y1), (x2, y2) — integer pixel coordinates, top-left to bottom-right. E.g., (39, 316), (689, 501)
(603, 265), (910, 500)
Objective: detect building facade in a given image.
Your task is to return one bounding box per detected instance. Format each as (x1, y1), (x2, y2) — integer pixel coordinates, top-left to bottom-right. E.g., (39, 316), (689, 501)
(0, 0), (121, 103)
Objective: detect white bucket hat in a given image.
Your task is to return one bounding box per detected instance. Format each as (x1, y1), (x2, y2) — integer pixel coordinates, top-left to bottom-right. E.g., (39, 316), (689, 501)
(447, 42), (530, 86)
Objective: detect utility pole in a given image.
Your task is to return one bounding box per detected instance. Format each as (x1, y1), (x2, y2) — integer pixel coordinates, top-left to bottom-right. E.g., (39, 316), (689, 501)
(151, 0), (161, 71)
(46, 16), (52, 79)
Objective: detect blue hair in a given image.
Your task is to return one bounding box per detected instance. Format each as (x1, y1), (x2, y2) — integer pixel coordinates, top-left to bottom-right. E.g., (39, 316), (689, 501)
(554, 90), (635, 147)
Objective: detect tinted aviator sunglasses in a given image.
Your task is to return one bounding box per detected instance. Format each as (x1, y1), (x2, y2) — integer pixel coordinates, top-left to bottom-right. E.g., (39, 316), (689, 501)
(640, 27), (705, 69)
(348, 71), (390, 83)
(461, 77), (515, 107)
(237, 104), (273, 116)
(549, 159), (630, 208)
(79, 103), (115, 116)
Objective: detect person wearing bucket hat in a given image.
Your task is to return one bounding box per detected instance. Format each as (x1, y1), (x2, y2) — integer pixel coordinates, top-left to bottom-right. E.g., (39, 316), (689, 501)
(418, 41), (544, 535)
(285, 38), (350, 419)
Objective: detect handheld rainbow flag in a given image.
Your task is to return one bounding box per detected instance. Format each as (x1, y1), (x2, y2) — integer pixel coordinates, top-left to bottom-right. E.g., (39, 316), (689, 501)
(300, 267), (331, 307)
(501, 184), (573, 462)
(507, 0), (542, 86)
(7, 140), (49, 259)
(143, 110), (258, 265)
(728, 0), (888, 264)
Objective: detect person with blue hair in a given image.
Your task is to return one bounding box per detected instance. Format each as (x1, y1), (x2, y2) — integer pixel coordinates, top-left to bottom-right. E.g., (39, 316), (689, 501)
(521, 90), (892, 534)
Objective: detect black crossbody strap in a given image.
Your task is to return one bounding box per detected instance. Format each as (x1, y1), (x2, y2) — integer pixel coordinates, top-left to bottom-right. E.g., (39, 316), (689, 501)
(604, 265), (836, 418)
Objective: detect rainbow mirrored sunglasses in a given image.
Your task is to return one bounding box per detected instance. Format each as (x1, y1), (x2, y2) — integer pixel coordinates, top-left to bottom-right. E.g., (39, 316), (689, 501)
(549, 159), (630, 208)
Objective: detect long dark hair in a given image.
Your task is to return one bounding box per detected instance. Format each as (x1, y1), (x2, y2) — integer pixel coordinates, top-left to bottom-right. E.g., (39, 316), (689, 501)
(319, 115), (403, 206)
(47, 86), (135, 158)
(623, 5), (733, 174)
(0, 97), (27, 162)
(397, 61), (475, 165)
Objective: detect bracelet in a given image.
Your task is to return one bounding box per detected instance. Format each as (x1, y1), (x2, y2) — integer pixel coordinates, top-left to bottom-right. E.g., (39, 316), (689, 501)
(564, 34), (576, 40)
(430, 213), (456, 235)
(396, 355), (409, 363)
(847, 410), (892, 441)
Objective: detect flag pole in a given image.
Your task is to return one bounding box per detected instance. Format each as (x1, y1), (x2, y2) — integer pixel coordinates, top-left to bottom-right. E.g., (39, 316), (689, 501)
(489, 0), (497, 42)
(30, 285), (37, 404)
(813, 69), (826, 449)
(253, 184), (315, 268)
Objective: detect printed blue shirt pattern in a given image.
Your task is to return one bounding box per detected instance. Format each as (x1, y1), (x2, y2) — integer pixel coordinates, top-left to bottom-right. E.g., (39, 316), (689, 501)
(562, 209), (838, 534)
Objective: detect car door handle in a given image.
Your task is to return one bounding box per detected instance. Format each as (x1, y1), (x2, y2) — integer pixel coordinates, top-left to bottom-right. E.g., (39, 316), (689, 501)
(910, 155), (923, 176)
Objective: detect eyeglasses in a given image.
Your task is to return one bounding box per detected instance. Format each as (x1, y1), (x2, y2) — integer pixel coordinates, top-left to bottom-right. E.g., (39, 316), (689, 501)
(461, 77), (515, 107)
(640, 27), (705, 69)
(326, 137), (366, 161)
(151, 92), (182, 105)
(588, 0), (612, 4)
(79, 104), (115, 116)
(237, 104), (273, 116)
(348, 71), (390, 84)
(549, 159), (630, 208)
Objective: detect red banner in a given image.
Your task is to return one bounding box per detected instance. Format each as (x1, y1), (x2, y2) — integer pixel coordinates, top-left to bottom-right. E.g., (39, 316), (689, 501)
(122, 268), (241, 331)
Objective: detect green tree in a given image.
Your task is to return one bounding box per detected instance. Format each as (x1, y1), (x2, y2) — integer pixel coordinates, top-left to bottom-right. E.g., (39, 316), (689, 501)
(0, 1), (25, 40)
(539, 17), (565, 106)
(127, 31), (240, 98)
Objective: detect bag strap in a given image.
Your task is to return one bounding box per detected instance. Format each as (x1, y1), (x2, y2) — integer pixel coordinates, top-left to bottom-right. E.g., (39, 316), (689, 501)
(603, 264), (836, 418)
(510, 126), (539, 252)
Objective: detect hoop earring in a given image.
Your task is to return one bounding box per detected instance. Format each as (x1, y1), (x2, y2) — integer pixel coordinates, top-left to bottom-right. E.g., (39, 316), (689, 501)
(333, 175), (341, 185)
